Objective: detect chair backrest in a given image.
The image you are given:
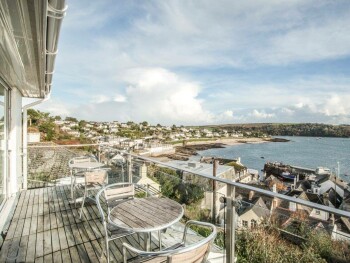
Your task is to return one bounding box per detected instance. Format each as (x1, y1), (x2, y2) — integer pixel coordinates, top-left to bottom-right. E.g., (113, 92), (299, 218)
(105, 183), (135, 205)
(167, 220), (216, 263)
(85, 169), (108, 184)
(167, 242), (210, 263)
(96, 183), (135, 223)
(122, 220), (216, 263)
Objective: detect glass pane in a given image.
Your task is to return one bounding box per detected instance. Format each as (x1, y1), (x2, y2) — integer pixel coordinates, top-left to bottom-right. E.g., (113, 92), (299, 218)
(0, 86), (5, 204)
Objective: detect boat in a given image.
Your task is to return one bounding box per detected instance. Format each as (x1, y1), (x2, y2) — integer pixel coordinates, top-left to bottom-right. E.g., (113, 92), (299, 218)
(280, 171), (296, 180)
(315, 167), (331, 175)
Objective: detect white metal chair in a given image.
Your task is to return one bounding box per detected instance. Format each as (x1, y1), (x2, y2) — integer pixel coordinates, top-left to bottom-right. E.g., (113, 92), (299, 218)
(96, 183), (137, 263)
(68, 155), (98, 199)
(77, 168), (109, 219)
(122, 220), (217, 263)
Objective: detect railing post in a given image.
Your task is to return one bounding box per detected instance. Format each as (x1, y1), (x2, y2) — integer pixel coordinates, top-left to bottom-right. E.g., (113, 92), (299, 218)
(127, 154), (132, 183)
(226, 184), (236, 263)
(98, 144), (101, 162)
(212, 158), (218, 224)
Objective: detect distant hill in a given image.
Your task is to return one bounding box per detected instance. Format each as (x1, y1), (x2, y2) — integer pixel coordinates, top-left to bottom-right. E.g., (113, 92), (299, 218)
(191, 123), (350, 138)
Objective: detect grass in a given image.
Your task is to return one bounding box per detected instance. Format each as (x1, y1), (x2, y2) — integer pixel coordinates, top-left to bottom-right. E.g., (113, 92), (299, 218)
(236, 226), (350, 263)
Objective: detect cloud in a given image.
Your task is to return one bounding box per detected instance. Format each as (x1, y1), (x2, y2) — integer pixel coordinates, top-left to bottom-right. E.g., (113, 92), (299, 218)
(65, 68), (214, 125)
(113, 94), (127, 102)
(40, 0), (350, 125)
(251, 110), (275, 119)
(36, 99), (71, 117)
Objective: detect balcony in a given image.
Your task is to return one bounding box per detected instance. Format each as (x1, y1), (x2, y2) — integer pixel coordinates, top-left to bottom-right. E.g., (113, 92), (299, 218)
(0, 143), (350, 262)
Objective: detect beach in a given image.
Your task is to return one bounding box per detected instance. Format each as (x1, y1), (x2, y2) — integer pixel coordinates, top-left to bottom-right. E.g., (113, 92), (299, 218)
(156, 137), (289, 161)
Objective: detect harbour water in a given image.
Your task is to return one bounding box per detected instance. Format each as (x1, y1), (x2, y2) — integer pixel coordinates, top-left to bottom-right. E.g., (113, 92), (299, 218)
(196, 136), (350, 183)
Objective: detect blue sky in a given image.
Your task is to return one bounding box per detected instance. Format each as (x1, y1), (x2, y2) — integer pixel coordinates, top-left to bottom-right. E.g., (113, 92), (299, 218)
(38, 0), (350, 125)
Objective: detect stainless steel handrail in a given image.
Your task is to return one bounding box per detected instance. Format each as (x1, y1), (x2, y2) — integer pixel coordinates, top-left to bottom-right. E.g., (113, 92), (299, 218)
(120, 150), (350, 218)
(26, 143), (350, 217)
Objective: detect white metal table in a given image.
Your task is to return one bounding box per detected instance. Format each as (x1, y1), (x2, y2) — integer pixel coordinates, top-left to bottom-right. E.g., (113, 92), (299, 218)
(109, 197), (184, 251)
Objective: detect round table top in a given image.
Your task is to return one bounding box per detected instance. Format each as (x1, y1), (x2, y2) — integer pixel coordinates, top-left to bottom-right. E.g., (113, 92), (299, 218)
(69, 161), (105, 169)
(109, 197), (184, 233)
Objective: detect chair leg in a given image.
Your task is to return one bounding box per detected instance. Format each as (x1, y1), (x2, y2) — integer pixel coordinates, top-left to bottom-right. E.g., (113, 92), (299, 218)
(158, 230), (162, 250)
(70, 172), (74, 200)
(106, 238), (110, 263)
(73, 185), (77, 208)
(79, 189), (87, 219)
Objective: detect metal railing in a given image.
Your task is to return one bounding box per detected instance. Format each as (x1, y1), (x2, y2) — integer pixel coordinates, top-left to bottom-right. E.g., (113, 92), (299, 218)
(24, 143), (350, 263)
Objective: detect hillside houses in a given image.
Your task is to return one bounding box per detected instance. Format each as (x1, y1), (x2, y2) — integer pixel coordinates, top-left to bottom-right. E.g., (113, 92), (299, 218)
(268, 173), (350, 242)
(31, 110), (259, 144)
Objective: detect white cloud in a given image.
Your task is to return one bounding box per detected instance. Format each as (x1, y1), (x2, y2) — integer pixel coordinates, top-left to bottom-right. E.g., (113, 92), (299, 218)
(68, 68), (214, 125)
(36, 99), (71, 117)
(113, 94), (127, 102)
(41, 1), (350, 125)
(94, 95), (110, 104)
(251, 110), (275, 119)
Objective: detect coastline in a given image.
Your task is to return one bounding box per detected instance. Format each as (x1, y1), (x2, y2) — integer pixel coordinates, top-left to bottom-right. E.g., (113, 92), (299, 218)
(172, 137), (289, 147)
(157, 137), (289, 161)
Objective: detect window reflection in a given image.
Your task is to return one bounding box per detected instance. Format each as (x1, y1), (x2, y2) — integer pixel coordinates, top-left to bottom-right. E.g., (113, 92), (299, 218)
(0, 86), (5, 204)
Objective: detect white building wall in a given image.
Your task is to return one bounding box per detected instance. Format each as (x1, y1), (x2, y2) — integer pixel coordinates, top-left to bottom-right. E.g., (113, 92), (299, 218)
(8, 88), (22, 195)
(309, 208), (329, 221)
(28, 132), (40, 143)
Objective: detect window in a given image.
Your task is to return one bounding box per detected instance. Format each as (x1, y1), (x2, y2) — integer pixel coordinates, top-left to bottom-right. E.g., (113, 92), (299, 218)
(315, 210), (320, 215)
(251, 219), (257, 228)
(0, 85), (7, 205)
(242, 220), (248, 228)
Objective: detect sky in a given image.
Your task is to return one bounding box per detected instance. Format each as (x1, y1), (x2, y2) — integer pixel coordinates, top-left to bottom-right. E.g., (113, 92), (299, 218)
(37, 0), (350, 125)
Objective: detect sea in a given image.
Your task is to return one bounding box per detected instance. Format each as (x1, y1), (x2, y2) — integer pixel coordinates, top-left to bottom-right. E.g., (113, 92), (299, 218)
(193, 136), (350, 183)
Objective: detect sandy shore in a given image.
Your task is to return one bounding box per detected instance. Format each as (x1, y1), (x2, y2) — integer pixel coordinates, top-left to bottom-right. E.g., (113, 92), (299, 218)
(154, 137), (285, 162)
(173, 137), (271, 147)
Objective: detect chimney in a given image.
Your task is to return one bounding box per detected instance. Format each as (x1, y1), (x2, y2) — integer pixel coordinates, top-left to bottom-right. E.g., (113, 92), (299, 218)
(248, 190), (255, 201)
(297, 174), (300, 182)
(323, 193), (329, 206)
(294, 176), (297, 189)
(273, 184), (277, 193)
(140, 163), (147, 178)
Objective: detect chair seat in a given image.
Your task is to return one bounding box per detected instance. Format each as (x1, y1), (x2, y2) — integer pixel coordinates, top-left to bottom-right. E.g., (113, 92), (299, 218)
(107, 223), (134, 239)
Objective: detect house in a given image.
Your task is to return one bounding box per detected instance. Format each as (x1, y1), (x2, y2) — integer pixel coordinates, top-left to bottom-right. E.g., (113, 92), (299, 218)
(133, 163), (161, 195)
(272, 190), (329, 222)
(237, 196), (270, 229)
(67, 131), (80, 138)
(0, 0), (67, 233)
(60, 126), (72, 132)
(27, 132), (41, 143)
(332, 217), (350, 242)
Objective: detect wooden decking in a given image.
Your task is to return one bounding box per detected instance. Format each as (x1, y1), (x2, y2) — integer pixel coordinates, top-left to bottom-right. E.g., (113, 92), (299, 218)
(0, 185), (158, 263)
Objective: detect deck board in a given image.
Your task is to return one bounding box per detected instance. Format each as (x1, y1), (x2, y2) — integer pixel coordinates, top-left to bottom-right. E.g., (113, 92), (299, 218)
(0, 185), (163, 262)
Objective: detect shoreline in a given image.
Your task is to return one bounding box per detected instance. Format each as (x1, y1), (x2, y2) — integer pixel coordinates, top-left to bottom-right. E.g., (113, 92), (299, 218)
(172, 137), (289, 147)
(156, 137), (289, 161)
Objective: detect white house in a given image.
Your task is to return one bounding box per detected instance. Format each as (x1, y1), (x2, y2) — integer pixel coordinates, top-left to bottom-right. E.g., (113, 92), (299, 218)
(27, 132), (41, 143)
(237, 197), (270, 229)
(0, 0), (67, 233)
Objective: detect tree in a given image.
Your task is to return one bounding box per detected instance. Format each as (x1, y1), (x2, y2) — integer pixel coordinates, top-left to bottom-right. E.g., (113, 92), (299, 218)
(27, 109), (41, 126)
(65, 116), (78, 122)
(39, 120), (56, 141)
(78, 120), (87, 127)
